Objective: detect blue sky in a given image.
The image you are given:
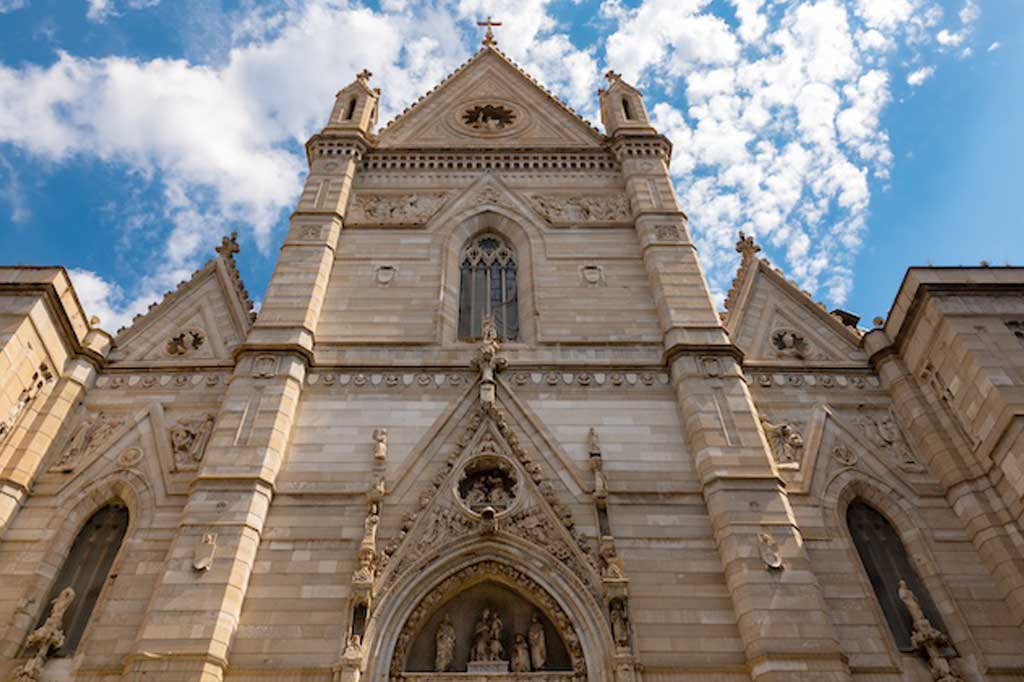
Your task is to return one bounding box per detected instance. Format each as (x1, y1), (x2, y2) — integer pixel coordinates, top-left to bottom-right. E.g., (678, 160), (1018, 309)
(0, 0), (1020, 332)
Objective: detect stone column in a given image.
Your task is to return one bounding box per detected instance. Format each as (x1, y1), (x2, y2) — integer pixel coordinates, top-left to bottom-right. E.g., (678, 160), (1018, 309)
(616, 136), (851, 681)
(123, 136), (365, 682)
(865, 329), (1024, 625)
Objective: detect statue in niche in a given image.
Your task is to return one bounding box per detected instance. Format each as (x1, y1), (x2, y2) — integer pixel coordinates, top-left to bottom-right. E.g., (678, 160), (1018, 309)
(470, 608), (506, 662)
(771, 329), (809, 359)
(511, 634), (531, 672)
(434, 614), (456, 672)
(372, 428), (388, 462)
(170, 414), (215, 470)
(528, 612), (546, 669)
(14, 587), (75, 682)
(759, 415), (804, 465)
(609, 600), (630, 648)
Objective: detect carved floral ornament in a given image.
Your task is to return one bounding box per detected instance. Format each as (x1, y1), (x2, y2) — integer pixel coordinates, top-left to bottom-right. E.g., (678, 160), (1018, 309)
(165, 328), (205, 356)
(462, 103), (517, 130)
(389, 561), (586, 680)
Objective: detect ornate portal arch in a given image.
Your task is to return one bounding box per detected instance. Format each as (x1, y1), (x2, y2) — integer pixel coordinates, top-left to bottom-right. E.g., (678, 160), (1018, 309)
(361, 541), (615, 682)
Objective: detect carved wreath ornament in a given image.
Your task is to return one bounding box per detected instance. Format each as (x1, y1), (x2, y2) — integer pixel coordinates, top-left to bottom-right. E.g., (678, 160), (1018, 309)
(462, 104), (517, 130)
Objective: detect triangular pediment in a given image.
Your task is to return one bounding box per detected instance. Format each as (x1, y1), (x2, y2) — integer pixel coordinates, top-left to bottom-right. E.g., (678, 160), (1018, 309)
(781, 404), (937, 497)
(377, 386), (600, 599)
(376, 48), (605, 149)
(727, 260), (865, 365)
(108, 241), (255, 366)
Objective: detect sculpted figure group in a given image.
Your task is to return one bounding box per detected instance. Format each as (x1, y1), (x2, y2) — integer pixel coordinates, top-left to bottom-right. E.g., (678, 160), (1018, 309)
(434, 609), (547, 673)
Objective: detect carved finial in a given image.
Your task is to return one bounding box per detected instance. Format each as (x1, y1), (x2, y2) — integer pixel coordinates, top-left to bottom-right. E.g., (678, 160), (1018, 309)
(477, 16), (502, 47)
(735, 231), (760, 261)
(356, 68), (372, 83)
(604, 69), (622, 84)
(216, 232), (240, 259)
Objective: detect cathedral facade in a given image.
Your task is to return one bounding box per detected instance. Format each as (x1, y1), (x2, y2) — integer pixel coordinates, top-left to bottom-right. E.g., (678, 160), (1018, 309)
(1, 35), (1024, 682)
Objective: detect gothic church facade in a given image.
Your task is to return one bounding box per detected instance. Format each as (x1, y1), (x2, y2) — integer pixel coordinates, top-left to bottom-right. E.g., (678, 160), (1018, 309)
(1, 35), (1024, 682)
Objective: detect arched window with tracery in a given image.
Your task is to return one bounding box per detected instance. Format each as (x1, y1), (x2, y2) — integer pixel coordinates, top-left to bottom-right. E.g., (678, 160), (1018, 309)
(458, 233), (518, 341)
(847, 500), (952, 653)
(31, 504), (129, 656)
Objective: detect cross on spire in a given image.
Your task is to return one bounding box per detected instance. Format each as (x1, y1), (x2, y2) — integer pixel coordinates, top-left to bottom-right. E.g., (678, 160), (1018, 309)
(477, 16), (502, 47)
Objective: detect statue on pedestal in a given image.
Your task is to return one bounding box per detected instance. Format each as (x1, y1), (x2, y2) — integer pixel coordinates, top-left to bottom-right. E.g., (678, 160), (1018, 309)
(511, 633), (531, 672)
(528, 612), (546, 669)
(434, 614), (456, 672)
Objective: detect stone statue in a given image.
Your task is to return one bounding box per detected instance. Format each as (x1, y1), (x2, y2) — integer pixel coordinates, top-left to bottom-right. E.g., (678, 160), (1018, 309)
(362, 507), (379, 549)
(759, 415), (804, 465)
(590, 457), (608, 500)
(13, 587), (75, 682)
(352, 546), (375, 584)
(471, 608), (492, 661)
(897, 579), (963, 682)
(434, 614), (456, 672)
(898, 579), (926, 623)
(465, 479), (488, 507)
(372, 428), (388, 462)
(170, 414), (215, 469)
(599, 536), (627, 580)
(488, 610), (505, 660)
(610, 600), (630, 648)
(471, 316), (508, 406)
(528, 612), (546, 669)
(586, 427), (601, 456)
(511, 633), (531, 672)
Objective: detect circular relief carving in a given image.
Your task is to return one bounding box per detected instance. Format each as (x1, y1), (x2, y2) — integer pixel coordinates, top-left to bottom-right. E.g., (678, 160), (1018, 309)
(116, 447), (143, 468)
(456, 449), (518, 517)
(462, 104), (517, 131)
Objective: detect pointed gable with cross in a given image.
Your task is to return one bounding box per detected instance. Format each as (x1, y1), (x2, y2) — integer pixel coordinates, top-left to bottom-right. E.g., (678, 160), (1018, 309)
(374, 35), (605, 149)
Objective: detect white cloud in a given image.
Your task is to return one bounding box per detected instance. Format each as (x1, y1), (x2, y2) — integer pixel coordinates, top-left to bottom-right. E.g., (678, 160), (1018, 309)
(936, 29), (963, 47)
(988, 42), (1001, 52)
(86, 0), (113, 22)
(906, 66), (934, 86)
(0, 0), (27, 13)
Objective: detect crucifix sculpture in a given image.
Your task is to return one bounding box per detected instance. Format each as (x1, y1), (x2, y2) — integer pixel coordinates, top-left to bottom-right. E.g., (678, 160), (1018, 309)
(477, 16), (502, 47)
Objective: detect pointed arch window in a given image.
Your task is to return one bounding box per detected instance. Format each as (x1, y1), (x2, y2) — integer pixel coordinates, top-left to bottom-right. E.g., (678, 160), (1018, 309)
(847, 501), (952, 653)
(32, 504), (129, 656)
(458, 234), (519, 341)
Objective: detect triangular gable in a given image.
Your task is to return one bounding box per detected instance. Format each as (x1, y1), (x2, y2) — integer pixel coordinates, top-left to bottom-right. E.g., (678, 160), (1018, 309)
(108, 235), (255, 365)
(726, 258), (864, 365)
(376, 47), (605, 149)
(780, 404), (936, 497)
(377, 386), (599, 600)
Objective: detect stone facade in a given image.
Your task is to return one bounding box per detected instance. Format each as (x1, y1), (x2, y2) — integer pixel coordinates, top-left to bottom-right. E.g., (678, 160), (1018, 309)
(1, 39), (1023, 682)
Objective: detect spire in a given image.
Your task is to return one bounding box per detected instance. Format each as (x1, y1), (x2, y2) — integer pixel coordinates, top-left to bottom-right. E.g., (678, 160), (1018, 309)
(477, 16), (502, 47)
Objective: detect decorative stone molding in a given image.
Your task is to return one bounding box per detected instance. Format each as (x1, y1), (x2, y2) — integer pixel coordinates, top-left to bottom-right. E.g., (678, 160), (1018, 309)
(831, 444), (857, 467)
(770, 328), (810, 359)
(95, 373), (226, 389)
(346, 192), (448, 224)
(579, 265), (605, 287)
(748, 372), (881, 390)
(653, 225), (681, 242)
(389, 561), (586, 680)
(529, 193), (630, 223)
(374, 265), (397, 286)
(0, 363), (54, 445)
(307, 371), (671, 391)
(252, 355), (279, 378)
(116, 447), (144, 469)
(359, 150), (619, 174)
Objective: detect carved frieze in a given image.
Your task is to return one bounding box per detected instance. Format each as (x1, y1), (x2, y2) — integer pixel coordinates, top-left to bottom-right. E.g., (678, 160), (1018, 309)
(529, 193), (630, 223)
(346, 192), (448, 224)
